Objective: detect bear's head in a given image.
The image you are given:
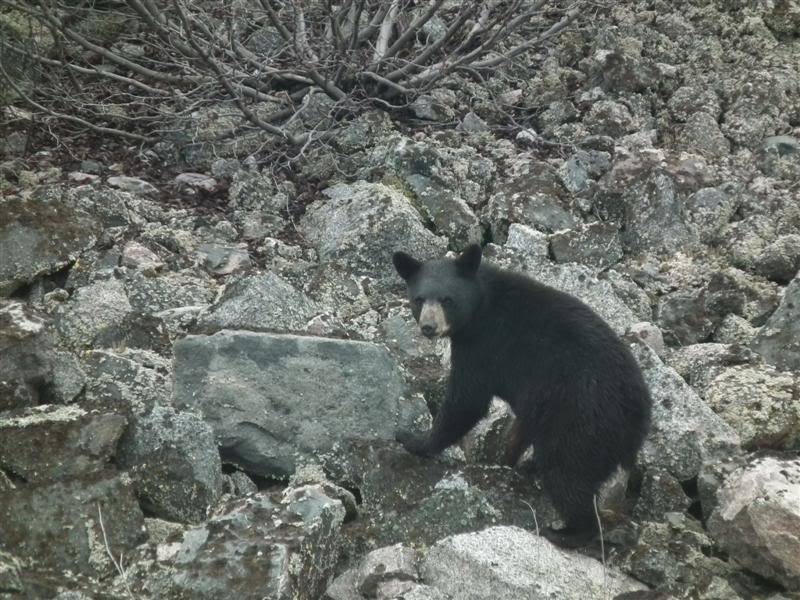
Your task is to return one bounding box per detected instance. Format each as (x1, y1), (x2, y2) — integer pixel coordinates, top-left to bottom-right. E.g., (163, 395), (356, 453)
(392, 244), (484, 339)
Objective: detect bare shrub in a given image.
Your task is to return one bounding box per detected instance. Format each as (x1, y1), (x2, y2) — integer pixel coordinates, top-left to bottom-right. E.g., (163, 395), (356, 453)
(0, 0), (582, 157)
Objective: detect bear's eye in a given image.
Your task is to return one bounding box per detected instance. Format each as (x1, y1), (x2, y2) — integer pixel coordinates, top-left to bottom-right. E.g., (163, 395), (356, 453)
(440, 297), (453, 307)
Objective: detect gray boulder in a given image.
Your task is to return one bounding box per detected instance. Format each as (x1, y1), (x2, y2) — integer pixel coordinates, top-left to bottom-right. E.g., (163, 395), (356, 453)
(366, 138), (487, 249)
(173, 331), (419, 478)
(124, 268), (218, 315)
(356, 544), (420, 598)
(199, 271), (319, 333)
(0, 188), (99, 296)
(55, 278), (134, 349)
(624, 514), (733, 596)
(483, 160), (577, 243)
(632, 343), (740, 480)
(701, 365), (800, 450)
(300, 181), (447, 280)
(708, 456), (800, 589)
(751, 274), (800, 371)
(334, 444), (557, 552)
(117, 406), (223, 523)
(227, 171), (289, 239)
(675, 112), (731, 158)
(0, 405), (126, 483)
(422, 526), (646, 599)
(0, 472), (145, 576)
(81, 348), (172, 416)
(145, 489), (345, 599)
(0, 551), (23, 595)
(594, 152), (704, 255)
(0, 301), (85, 411)
(753, 234), (800, 283)
(549, 222), (623, 270)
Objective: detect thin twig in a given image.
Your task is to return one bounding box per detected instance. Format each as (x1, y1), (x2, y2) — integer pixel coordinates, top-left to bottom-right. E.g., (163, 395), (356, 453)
(97, 503), (134, 598)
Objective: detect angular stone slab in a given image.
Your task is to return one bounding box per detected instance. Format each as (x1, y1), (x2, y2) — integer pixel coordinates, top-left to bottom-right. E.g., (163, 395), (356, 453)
(0, 404), (126, 483)
(173, 331), (413, 478)
(708, 456), (800, 589)
(0, 190), (99, 296)
(145, 490), (345, 600)
(422, 526), (646, 599)
(0, 472), (145, 576)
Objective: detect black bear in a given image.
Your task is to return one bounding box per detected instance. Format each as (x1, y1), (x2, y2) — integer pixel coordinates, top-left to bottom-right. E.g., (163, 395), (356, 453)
(393, 244), (651, 547)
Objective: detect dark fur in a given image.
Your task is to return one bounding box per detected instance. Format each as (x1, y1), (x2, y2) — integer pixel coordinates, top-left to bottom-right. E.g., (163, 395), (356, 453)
(393, 245), (651, 546)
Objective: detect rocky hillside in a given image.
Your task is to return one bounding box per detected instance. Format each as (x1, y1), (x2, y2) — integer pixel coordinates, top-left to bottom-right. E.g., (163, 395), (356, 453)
(1, 1), (800, 599)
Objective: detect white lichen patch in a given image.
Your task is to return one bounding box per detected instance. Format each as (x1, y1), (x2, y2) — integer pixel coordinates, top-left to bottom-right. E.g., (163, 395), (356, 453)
(0, 404), (86, 428)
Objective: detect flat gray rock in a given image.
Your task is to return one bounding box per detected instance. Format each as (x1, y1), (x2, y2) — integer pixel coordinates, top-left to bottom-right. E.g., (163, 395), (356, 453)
(0, 190), (99, 296)
(145, 490), (345, 600)
(751, 275), (800, 371)
(300, 181), (447, 280)
(198, 272), (319, 333)
(0, 472), (145, 576)
(633, 343), (741, 480)
(708, 456), (800, 589)
(173, 331), (415, 478)
(421, 526), (646, 599)
(117, 406), (223, 524)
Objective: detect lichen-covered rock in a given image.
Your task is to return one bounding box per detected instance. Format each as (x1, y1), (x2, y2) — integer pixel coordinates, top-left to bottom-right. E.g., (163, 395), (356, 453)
(664, 343), (758, 391)
(675, 112), (730, 158)
(556, 150), (612, 194)
(173, 331), (421, 478)
(594, 152), (707, 255)
(422, 526), (646, 599)
(0, 405), (126, 483)
(708, 456), (800, 589)
(117, 406), (223, 523)
(362, 138), (488, 249)
(0, 302), (85, 410)
(80, 348), (172, 417)
(627, 322), (666, 357)
(753, 234), (800, 283)
(483, 160), (577, 243)
(684, 186), (739, 244)
(55, 278), (134, 349)
(634, 469), (692, 521)
(701, 365), (800, 450)
(549, 222), (623, 269)
(198, 271), (319, 333)
(144, 491), (345, 599)
(713, 314), (759, 345)
(461, 399), (515, 465)
(0, 472), (145, 576)
(300, 181), (447, 280)
(632, 343), (740, 480)
(625, 514), (732, 596)
(121, 240), (164, 273)
(196, 242), (251, 276)
(751, 274), (800, 371)
(124, 268), (218, 315)
(584, 100), (640, 137)
(356, 544), (420, 598)
(227, 170), (290, 239)
(0, 188), (100, 296)
(333, 443), (557, 554)
(0, 551), (23, 595)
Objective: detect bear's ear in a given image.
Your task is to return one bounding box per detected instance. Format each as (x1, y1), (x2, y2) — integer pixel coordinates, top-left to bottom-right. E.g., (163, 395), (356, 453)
(393, 251), (422, 280)
(455, 244), (482, 276)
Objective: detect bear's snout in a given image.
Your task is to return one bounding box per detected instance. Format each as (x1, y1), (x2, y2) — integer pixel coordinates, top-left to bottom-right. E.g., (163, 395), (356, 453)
(419, 300), (449, 338)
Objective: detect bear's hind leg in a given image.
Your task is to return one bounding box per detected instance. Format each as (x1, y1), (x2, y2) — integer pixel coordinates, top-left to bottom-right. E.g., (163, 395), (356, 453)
(538, 463), (604, 548)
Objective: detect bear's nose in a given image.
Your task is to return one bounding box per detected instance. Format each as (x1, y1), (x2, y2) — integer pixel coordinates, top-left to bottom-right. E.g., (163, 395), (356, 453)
(421, 324), (436, 338)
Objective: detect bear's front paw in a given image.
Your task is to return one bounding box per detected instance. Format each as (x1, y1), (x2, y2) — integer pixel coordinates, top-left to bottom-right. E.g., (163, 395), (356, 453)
(395, 429), (434, 457)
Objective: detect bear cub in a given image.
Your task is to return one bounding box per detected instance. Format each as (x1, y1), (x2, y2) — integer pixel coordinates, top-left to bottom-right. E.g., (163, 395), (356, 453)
(393, 244), (651, 547)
